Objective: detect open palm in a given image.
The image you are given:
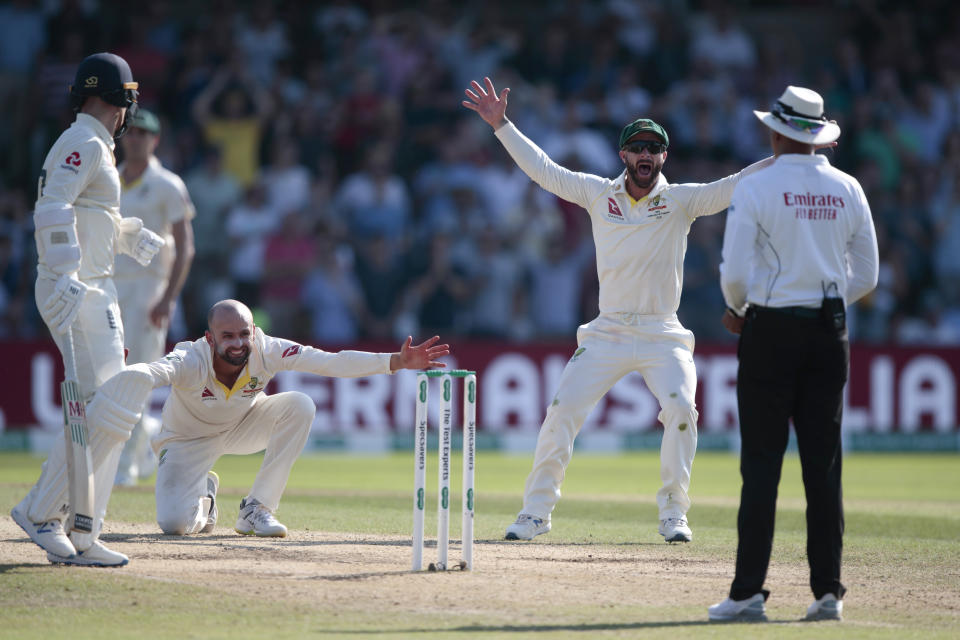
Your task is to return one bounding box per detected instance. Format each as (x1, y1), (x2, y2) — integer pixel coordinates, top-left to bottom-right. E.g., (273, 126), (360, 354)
(462, 77), (510, 130)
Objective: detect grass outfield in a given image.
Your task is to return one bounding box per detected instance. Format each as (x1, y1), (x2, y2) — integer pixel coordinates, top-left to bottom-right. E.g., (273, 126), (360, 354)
(1, 450), (958, 639)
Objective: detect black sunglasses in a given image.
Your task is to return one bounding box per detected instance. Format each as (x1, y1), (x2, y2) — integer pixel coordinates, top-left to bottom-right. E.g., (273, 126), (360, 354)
(623, 140), (666, 155)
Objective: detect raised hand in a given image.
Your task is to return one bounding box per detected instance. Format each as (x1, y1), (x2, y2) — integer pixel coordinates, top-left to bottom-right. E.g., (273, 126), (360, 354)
(392, 336), (451, 371)
(461, 77), (510, 130)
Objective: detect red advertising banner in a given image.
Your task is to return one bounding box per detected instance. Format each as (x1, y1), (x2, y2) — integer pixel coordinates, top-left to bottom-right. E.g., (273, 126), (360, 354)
(2, 340), (959, 434)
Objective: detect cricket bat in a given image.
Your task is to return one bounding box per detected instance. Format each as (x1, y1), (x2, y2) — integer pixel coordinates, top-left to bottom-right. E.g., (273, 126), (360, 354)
(62, 327), (95, 551)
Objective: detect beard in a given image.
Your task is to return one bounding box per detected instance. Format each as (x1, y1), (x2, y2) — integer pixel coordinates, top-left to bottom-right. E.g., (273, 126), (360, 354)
(626, 157), (664, 191)
(214, 340), (250, 367)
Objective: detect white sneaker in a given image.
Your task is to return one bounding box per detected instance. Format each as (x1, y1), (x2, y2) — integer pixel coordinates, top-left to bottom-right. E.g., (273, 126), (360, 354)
(47, 540), (129, 567)
(504, 514), (551, 540)
(200, 471), (219, 534)
(234, 497), (287, 537)
(806, 593), (843, 621)
(659, 516), (692, 543)
(708, 593), (768, 622)
(11, 502), (77, 558)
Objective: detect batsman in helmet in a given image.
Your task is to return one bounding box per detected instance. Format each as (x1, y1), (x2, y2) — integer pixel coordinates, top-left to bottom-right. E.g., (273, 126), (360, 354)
(11, 52), (165, 567)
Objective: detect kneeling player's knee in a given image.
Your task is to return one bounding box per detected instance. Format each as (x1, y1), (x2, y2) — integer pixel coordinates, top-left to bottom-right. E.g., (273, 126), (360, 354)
(287, 392), (316, 424)
(158, 516), (190, 535)
(157, 505), (196, 535)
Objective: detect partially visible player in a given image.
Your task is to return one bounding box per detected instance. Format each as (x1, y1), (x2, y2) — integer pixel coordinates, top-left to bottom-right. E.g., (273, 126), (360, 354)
(11, 53), (163, 567)
(463, 76), (776, 544)
(88, 300), (449, 537)
(114, 108), (196, 486)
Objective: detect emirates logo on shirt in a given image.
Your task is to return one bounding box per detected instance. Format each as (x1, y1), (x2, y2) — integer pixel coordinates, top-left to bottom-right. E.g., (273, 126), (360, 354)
(201, 387), (215, 400)
(607, 198), (624, 218)
(282, 344), (301, 358)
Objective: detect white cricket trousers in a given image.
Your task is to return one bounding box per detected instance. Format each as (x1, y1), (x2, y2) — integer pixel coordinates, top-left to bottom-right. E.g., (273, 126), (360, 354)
(521, 313), (699, 521)
(154, 391), (315, 535)
(22, 277), (127, 527)
(115, 275), (167, 478)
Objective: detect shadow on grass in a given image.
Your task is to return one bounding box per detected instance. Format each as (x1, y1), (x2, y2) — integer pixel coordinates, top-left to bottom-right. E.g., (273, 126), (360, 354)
(313, 619), (806, 634)
(98, 533), (668, 549)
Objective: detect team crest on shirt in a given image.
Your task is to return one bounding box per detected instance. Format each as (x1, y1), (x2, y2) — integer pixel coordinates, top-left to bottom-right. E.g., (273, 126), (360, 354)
(60, 151), (82, 173)
(241, 377), (265, 398)
(646, 194), (670, 219)
(607, 198), (624, 219)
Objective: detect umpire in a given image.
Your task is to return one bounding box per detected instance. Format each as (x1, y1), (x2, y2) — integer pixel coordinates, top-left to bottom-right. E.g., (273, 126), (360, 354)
(708, 86), (879, 622)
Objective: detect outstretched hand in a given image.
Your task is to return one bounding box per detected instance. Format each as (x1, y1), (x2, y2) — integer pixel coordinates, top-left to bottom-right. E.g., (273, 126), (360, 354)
(392, 336), (450, 371)
(462, 77), (510, 130)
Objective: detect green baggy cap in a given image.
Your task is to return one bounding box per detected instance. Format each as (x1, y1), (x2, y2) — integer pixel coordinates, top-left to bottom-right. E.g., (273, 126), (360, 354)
(128, 108), (161, 134)
(618, 118), (669, 148)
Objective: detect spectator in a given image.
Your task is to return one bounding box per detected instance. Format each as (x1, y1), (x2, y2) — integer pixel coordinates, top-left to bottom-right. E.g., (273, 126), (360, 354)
(225, 181), (280, 308)
(354, 233), (407, 340)
(261, 138), (311, 216)
(261, 212), (316, 337)
(301, 230), (365, 345)
(192, 62), (271, 187)
(333, 144), (411, 239)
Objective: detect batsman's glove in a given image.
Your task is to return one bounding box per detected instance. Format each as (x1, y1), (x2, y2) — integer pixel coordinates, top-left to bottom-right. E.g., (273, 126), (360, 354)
(41, 273), (88, 334)
(117, 217), (165, 266)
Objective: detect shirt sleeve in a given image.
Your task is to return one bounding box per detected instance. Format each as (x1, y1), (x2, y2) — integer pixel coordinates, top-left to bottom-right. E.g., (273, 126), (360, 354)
(494, 122), (608, 210)
(719, 183), (759, 315)
(845, 187), (880, 304)
(142, 343), (205, 388)
(39, 138), (103, 208)
(166, 174), (196, 224)
(264, 334), (393, 378)
(673, 156), (774, 221)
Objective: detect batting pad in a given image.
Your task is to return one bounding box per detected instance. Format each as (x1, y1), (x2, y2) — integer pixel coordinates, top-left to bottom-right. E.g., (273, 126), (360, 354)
(25, 365), (155, 526)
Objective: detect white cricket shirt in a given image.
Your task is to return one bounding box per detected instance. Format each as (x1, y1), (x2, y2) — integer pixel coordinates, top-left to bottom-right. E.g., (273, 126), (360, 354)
(35, 113), (122, 281)
(495, 122), (770, 315)
(143, 327), (393, 437)
(719, 153), (879, 314)
(115, 156), (196, 281)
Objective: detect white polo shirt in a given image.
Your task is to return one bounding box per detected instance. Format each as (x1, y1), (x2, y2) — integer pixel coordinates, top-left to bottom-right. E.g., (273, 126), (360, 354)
(144, 327), (393, 438)
(115, 156), (195, 281)
(35, 113), (121, 281)
(719, 153), (879, 314)
(495, 122), (771, 315)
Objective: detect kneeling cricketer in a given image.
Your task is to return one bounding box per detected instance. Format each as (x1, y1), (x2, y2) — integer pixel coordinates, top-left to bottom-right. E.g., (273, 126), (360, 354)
(92, 299), (448, 538)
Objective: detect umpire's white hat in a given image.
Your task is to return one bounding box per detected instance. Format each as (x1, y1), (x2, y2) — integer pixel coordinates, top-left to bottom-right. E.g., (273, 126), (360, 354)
(754, 86), (840, 145)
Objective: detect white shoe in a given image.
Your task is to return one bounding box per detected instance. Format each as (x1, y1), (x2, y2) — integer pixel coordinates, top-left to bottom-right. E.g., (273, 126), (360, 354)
(234, 497), (287, 537)
(806, 593), (843, 621)
(47, 540), (129, 567)
(659, 516), (692, 543)
(708, 593), (768, 622)
(200, 471), (219, 534)
(504, 514), (551, 540)
(11, 502), (77, 558)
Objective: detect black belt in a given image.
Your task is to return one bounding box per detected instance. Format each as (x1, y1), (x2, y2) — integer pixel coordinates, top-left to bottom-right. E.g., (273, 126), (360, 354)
(749, 305), (821, 319)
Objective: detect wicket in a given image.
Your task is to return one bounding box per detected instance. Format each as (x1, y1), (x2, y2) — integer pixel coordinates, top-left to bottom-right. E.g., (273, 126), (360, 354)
(412, 369), (476, 571)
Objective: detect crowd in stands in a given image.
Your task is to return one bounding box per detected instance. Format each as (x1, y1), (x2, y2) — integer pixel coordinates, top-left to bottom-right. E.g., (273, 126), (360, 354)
(1, 0), (960, 346)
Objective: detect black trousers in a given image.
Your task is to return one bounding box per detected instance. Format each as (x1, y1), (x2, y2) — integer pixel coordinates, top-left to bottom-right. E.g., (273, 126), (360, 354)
(730, 306), (848, 601)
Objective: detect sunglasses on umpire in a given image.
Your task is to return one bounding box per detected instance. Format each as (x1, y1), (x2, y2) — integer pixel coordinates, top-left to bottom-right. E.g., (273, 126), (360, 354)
(771, 102), (826, 135)
(623, 140), (667, 155)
